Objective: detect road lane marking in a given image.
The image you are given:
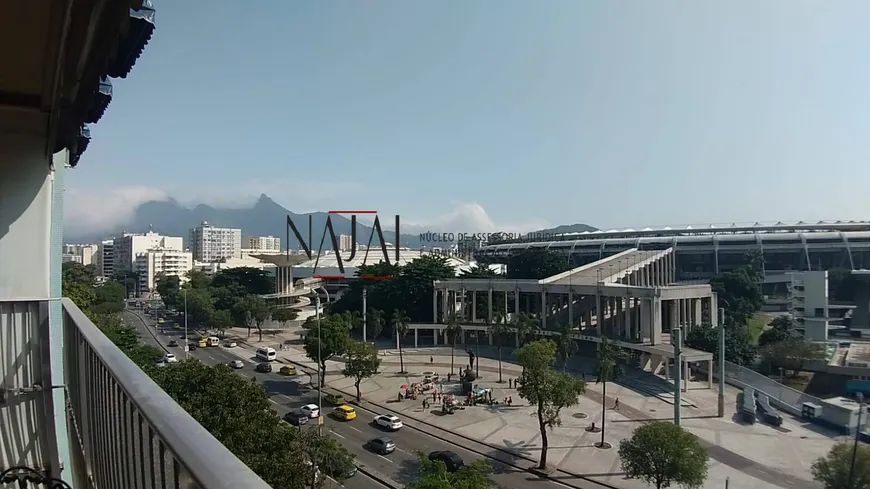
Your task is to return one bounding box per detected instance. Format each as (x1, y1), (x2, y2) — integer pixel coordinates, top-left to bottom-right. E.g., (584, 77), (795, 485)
(348, 426), (363, 434)
(239, 373), (248, 377)
(377, 454), (393, 463)
(330, 430), (346, 439)
(269, 399), (277, 404)
(397, 448), (413, 456)
(207, 355), (216, 361)
(326, 475), (344, 487)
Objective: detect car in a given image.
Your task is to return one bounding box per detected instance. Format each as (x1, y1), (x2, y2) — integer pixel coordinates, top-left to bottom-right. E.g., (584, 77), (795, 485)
(225, 341), (237, 348)
(162, 354), (178, 364)
(300, 404), (320, 418)
(155, 361), (168, 369)
(325, 393), (345, 406)
(255, 362), (272, 373)
(322, 458), (357, 479)
(283, 410), (309, 427)
(168, 340), (179, 347)
(279, 365), (297, 376)
(157, 318), (165, 324)
(374, 414), (403, 431)
(187, 343), (197, 351)
(332, 405), (357, 421)
(428, 451), (464, 472)
(367, 437), (396, 455)
(229, 360), (244, 369)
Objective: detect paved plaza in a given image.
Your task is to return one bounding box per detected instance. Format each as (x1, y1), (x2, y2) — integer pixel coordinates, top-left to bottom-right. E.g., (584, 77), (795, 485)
(226, 327), (836, 489)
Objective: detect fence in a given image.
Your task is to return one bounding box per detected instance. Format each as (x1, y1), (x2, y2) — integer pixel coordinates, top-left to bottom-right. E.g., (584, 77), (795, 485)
(721, 360), (856, 432)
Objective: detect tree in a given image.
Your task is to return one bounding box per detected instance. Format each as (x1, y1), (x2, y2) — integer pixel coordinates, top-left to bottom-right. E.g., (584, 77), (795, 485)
(63, 280), (96, 310)
(514, 339), (586, 469)
(94, 280), (126, 307)
(369, 308), (385, 342)
(596, 337), (624, 447)
(185, 269), (212, 290)
(405, 451), (493, 489)
(303, 314), (351, 387)
(62, 262), (97, 285)
(155, 273), (182, 309)
(232, 294), (271, 340)
(211, 309), (234, 338)
(343, 311), (362, 334)
(342, 341), (381, 401)
(443, 312), (464, 376)
(211, 267), (275, 295)
(555, 322), (578, 372)
(273, 308), (299, 329)
(391, 309), (410, 374)
(685, 323), (757, 367)
(618, 421), (709, 489)
(761, 337), (826, 377)
(185, 288), (215, 327)
(515, 312), (540, 346)
(758, 315), (798, 347)
(709, 252), (764, 328)
(294, 428), (356, 488)
(489, 312), (510, 382)
(506, 248), (569, 280)
(811, 442), (870, 489)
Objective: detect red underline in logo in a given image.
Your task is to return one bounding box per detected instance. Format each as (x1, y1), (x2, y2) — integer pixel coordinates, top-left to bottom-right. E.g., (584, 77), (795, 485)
(313, 275), (345, 279)
(361, 275), (394, 280)
(328, 210), (377, 214)
(313, 275), (394, 280)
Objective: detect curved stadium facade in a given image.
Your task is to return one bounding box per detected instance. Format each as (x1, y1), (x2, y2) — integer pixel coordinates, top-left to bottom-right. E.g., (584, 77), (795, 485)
(477, 221), (870, 281)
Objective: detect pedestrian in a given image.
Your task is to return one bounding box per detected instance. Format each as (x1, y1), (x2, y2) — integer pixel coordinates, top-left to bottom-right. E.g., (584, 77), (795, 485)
(508, 396), (512, 406)
(430, 355), (434, 364)
(614, 398), (620, 410)
(508, 378), (512, 389)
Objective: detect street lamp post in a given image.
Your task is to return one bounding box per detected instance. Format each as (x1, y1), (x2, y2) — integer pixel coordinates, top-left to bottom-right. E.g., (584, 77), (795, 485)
(314, 286), (330, 434)
(183, 289), (189, 359)
(848, 392), (865, 487)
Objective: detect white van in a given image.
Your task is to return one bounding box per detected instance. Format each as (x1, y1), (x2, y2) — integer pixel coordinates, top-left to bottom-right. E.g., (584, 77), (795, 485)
(207, 336), (219, 347)
(256, 347), (277, 362)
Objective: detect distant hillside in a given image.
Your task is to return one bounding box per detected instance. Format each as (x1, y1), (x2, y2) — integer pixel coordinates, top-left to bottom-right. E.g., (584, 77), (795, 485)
(64, 194), (423, 248)
(529, 223), (598, 236)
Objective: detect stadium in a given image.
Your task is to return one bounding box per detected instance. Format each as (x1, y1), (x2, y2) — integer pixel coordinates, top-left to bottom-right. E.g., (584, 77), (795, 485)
(476, 221), (870, 285)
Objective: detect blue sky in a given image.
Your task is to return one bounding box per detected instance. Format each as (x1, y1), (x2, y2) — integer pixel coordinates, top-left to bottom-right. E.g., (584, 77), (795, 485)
(67, 1), (870, 236)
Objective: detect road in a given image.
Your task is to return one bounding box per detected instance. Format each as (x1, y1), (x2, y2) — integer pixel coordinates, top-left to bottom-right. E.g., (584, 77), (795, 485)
(125, 309), (603, 489)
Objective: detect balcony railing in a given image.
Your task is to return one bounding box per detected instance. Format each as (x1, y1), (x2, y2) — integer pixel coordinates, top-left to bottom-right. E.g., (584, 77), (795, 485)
(1, 298), (272, 489)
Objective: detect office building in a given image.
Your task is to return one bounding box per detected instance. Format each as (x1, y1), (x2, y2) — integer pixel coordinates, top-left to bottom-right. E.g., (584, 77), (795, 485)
(339, 234), (354, 252)
(113, 231), (184, 273)
(245, 235), (280, 251)
(189, 221), (241, 262)
(97, 239), (114, 278)
(134, 248), (193, 292)
(62, 244), (99, 266)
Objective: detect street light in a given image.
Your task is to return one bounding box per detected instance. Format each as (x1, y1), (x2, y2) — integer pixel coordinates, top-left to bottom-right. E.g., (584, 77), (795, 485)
(314, 285), (330, 434)
(848, 392), (865, 487)
(183, 288), (189, 359)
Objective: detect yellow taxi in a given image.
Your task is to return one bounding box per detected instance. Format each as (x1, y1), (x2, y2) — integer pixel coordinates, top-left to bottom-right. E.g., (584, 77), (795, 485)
(325, 393), (345, 406)
(198, 337), (208, 348)
(332, 405), (356, 421)
(279, 365), (297, 376)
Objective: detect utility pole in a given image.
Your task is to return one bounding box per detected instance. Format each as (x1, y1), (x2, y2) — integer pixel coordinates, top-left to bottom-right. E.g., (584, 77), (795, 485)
(673, 326), (682, 426)
(316, 295), (323, 434)
(848, 392), (865, 488)
(718, 308), (726, 418)
(362, 287), (367, 343)
(183, 289), (189, 359)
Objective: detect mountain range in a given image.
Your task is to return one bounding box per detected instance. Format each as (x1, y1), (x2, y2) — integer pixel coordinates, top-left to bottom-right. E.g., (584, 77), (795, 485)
(64, 194), (598, 248)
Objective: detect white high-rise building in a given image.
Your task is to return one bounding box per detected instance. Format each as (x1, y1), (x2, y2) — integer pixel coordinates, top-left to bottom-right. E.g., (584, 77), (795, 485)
(62, 244), (99, 266)
(339, 234), (354, 252)
(98, 239), (114, 278)
(189, 221), (241, 262)
(245, 235), (281, 251)
(113, 231), (184, 273)
(135, 248), (193, 292)
(789, 271), (830, 342)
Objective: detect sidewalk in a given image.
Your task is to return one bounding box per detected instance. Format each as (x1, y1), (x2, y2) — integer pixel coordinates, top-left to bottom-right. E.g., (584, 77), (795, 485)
(225, 328), (831, 489)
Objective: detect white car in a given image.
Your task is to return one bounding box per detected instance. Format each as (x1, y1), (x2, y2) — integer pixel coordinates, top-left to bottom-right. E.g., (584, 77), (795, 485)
(374, 414), (403, 431)
(225, 341), (237, 348)
(162, 353), (178, 363)
(300, 404), (320, 419)
(229, 360), (244, 369)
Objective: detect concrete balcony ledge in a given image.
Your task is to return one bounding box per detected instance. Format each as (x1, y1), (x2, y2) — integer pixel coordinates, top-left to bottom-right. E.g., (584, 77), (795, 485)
(0, 298), (271, 489)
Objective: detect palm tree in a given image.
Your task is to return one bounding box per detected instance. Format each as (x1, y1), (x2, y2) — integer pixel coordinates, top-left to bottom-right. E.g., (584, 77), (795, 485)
(443, 312), (464, 376)
(556, 322), (578, 372)
(343, 311), (362, 334)
(489, 311), (509, 383)
(596, 337), (624, 448)
(391, 309), (410, 374)
(515, 312), (541, 346)
(369, 309), (385, 344)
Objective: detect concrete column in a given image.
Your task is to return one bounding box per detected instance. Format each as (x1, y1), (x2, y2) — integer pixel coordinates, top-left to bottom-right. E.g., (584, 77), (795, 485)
(694, 298), (702, 329)
(615, 298), (624, 337)
(585, 310), (593, 330)
(684, 357), (690, 392)
(640, 299), (650, 342)
(433, 289), (438, 322)
(708, 359), (714, 388)
(568, 289), (574, 327)
(514, 288), (520, 321)
(442, 290), (449, 322)
(488, 332), (493, 345)
(541, 290), (547, 329)
(710, 294), (719, 328)
(433, 328), (438, 345)
(472, 292), (477, 322)
(460, 288), (466, 320)
(488, 287), (493, 324)
(414, 328), (419, 348)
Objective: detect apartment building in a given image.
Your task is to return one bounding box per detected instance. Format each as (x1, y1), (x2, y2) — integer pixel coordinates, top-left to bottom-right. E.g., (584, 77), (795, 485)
(789, 270), (832, 341)
(62, 244), (99, 266)
(134, 248), (193, 291)
(113, 231), (184, 273)
(339, 234), (354, 252)
(97, 239), (114, 278)
(189, 221), (241, 262)
(244, 235), (281, 251)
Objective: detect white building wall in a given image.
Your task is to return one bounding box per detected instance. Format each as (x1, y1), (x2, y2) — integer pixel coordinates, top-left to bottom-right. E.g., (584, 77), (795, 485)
(790, 270), (830, 341)
(113, 232), (184, 273)
(190, 222), (242, 261)
(245, 235), (281, 251)
(135, 249), (193, 291)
